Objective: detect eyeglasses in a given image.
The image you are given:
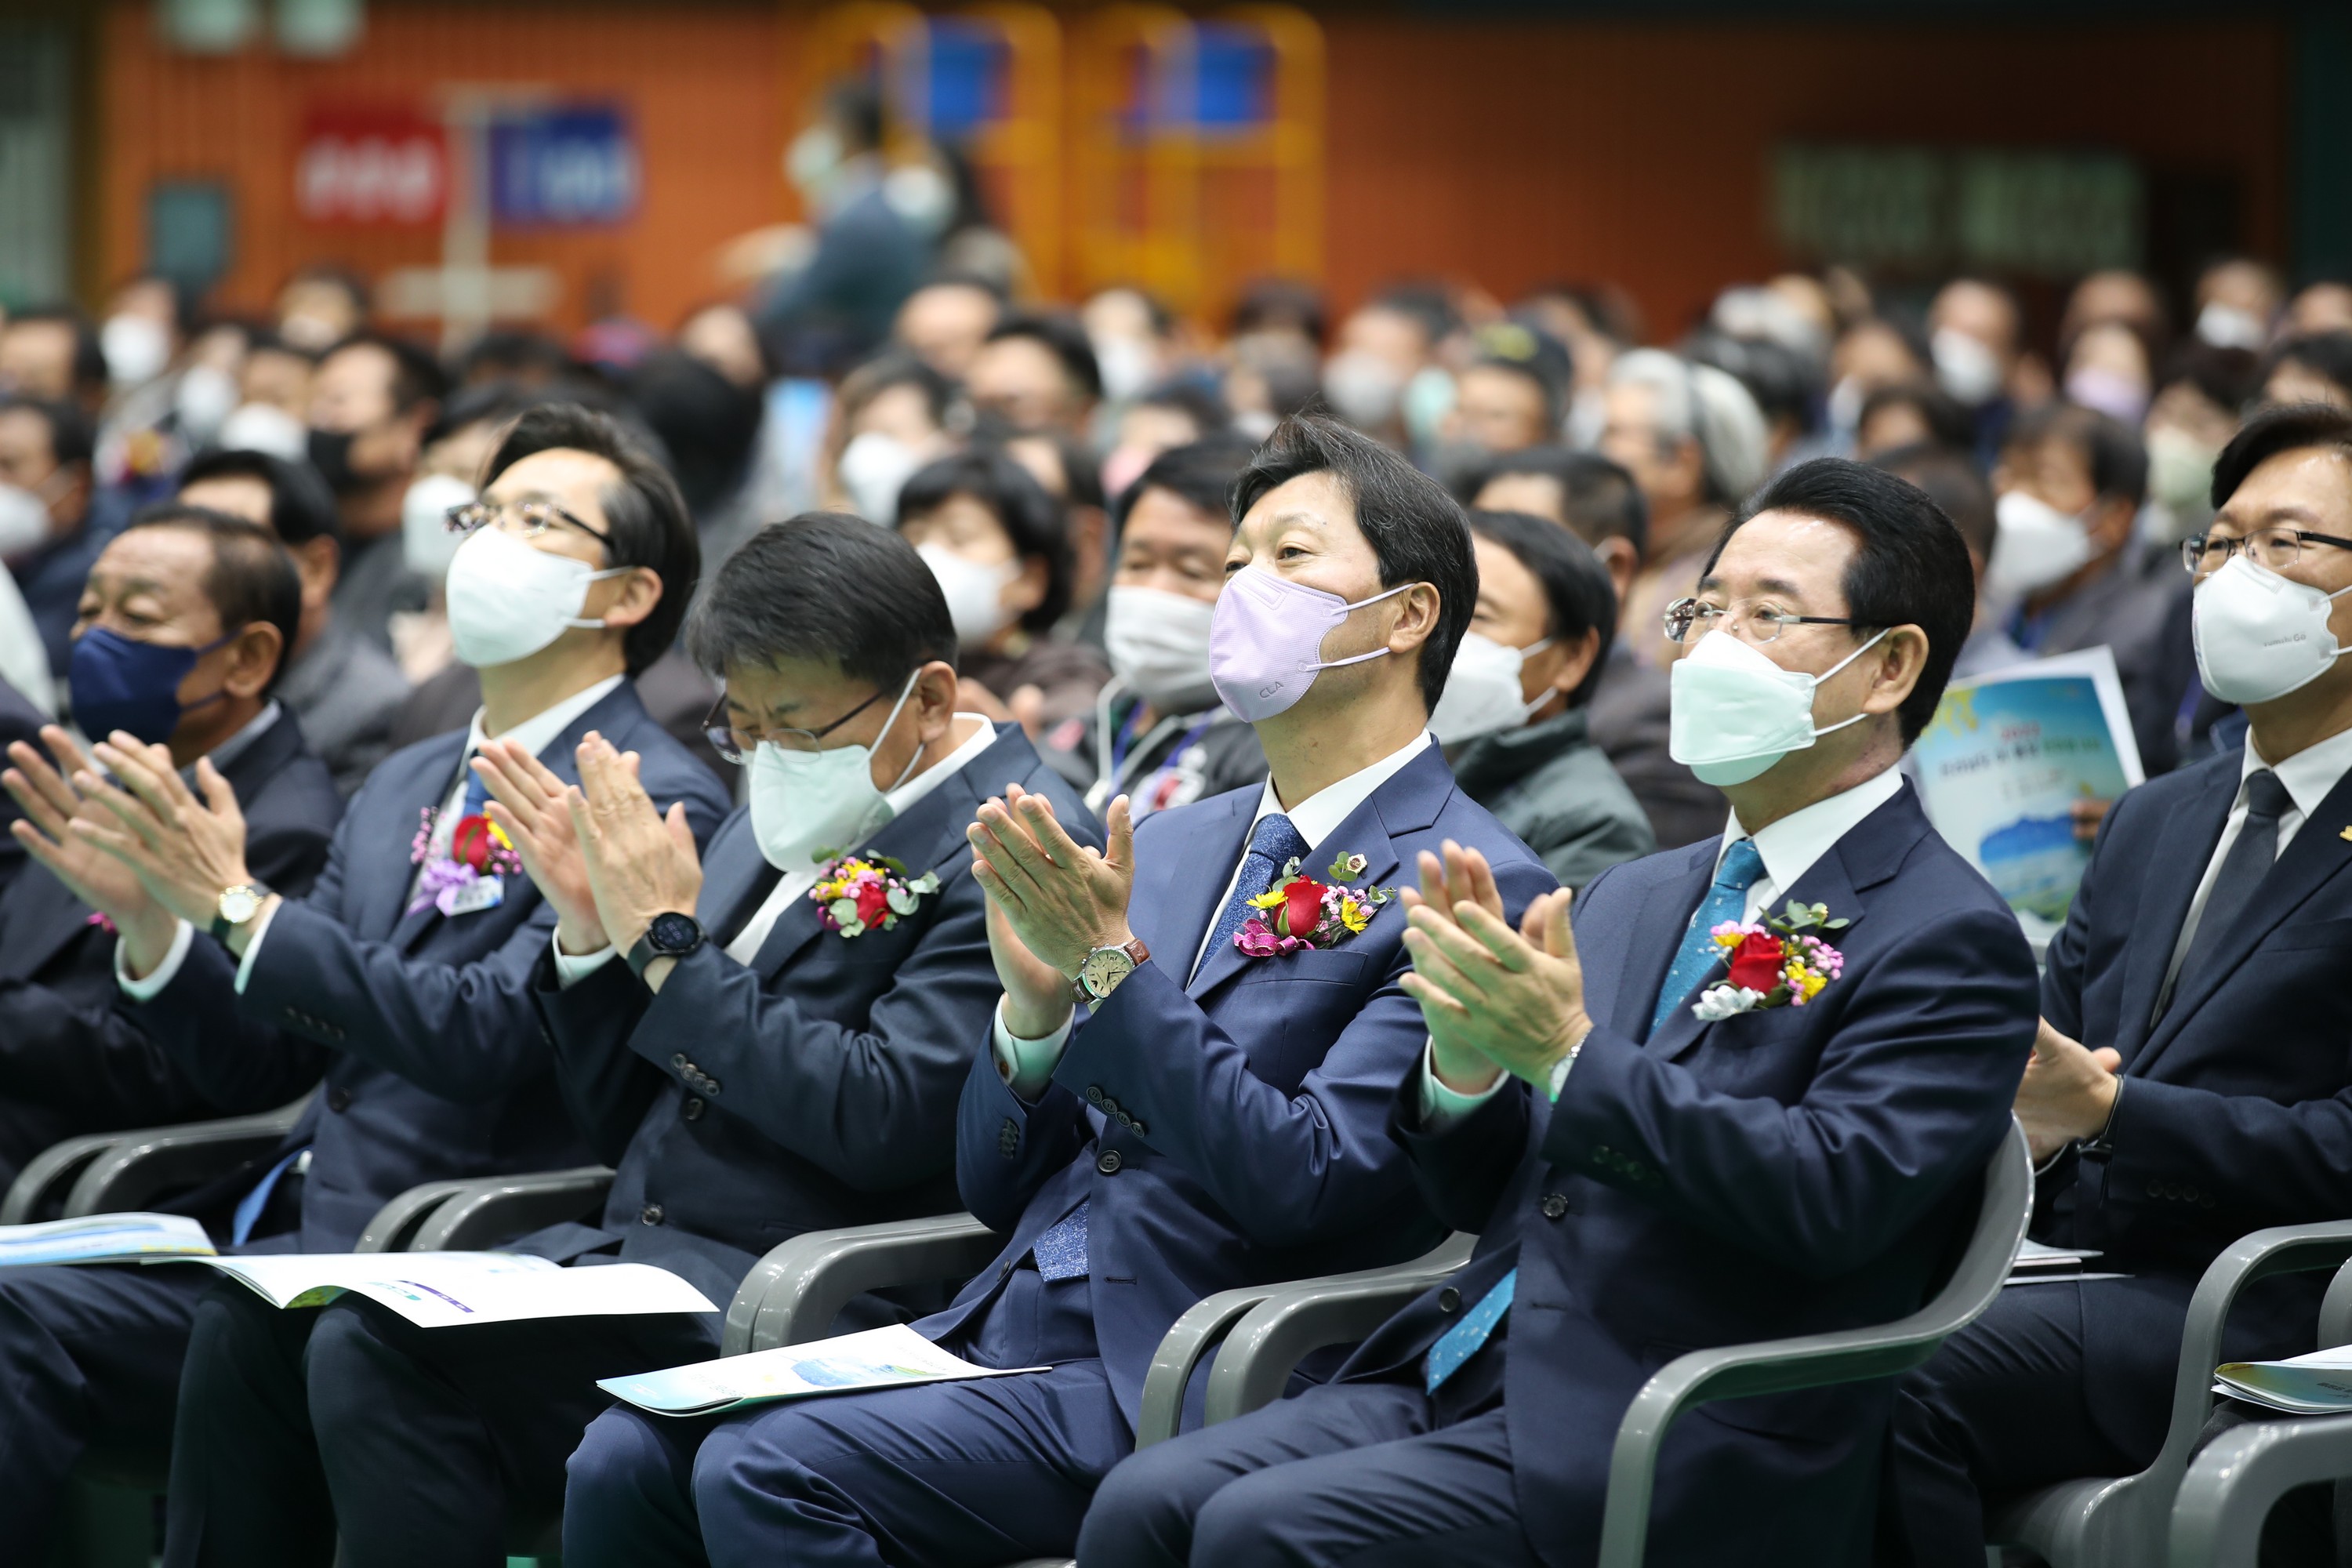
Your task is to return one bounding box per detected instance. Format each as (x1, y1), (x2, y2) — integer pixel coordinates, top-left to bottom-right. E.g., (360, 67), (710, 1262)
(701, 686), (893, 765)
(445, 498), (612, 546)
(2180, 525), (2352, 575)
(1662, 596), (1864, 645)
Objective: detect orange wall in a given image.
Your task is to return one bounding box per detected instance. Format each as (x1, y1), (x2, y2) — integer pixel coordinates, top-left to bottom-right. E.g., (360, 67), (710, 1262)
(95, 4), (2288, 342)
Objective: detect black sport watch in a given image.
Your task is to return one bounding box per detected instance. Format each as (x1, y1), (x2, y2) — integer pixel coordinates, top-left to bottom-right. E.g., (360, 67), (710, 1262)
(627, 912), (706, 978)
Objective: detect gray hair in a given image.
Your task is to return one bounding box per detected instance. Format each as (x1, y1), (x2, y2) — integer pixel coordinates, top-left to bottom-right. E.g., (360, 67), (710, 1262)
(1607, 348), (1769, 506)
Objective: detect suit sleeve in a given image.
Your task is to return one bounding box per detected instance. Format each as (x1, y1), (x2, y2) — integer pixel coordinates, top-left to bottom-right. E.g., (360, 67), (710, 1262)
(124, 930), (331, 1112)
(531, 949), (662, 1164)
(2099, 1077), (2352, 1229)
(2039, 786), (2130, 1042)
(956, 1014), (1094, 1233)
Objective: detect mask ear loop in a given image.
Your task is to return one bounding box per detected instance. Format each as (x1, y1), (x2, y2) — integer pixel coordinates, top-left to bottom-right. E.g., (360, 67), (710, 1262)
(1804, 626), (1892, 741)
(874, 670), (927, 794)
(561, 567), (638, 632)
(1304, 581), (1420, 673)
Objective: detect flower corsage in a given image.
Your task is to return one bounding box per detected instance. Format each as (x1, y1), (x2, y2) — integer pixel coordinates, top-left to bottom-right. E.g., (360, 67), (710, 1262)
(811, 854), (942, 938)
(1234, 849), (1396, 958)
(408, 808), (522, 917)
(1690, 898), (1849, 1022)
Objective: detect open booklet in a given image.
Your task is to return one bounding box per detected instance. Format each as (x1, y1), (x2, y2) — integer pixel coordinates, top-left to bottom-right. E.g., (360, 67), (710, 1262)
(187, 1252), (717, 1330)
(601, 1324), (1049, 1418)
(0, 1212), (218, 1268)
(2003, 1239), (2124, 1287)
(2215, 1351), (2352, 1414)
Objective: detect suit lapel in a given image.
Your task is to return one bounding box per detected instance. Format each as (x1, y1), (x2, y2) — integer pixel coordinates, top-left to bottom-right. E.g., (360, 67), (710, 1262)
(1168, 797), (1254, 998)
(2114, 766), (2237, 1065)
(383, 741), (488, 951)
(697, 815), (776, 949)
(1612, 845), (1715, 1047)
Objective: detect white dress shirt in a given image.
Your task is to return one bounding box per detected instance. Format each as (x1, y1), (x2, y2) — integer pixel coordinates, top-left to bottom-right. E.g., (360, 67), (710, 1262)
(118, 676), (624, 1001)
(1420, 762), (1908, 1123)
(993, 730), (1436, 1099)
(555, 713), (1000, 981)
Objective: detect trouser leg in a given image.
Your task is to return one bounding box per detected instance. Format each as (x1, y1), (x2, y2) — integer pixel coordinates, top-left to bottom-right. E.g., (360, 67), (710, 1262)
(563, 1403), (725, 1568)
(162, 1278), (332, 1567)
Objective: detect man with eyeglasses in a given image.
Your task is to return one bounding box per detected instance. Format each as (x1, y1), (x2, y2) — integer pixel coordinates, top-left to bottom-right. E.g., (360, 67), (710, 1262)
(1884, 402), (2352, 1564)
(0, 404), (731, 1564)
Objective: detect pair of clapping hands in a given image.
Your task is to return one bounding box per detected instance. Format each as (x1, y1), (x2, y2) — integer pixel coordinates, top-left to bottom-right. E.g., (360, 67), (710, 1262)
(1398, 844), (1591, 1097)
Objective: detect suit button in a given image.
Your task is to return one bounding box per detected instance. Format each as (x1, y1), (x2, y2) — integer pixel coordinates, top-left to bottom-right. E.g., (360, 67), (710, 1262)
(1438, 1287), (1462, 1313)
(1131, 1120), (1148, 1137)
(1098, 1149), (1123, 1175)
(640, 1204), (664, 1225)
(681, 1098), (705, 1121)
(702, 1076), (723, 1096)
(672, 1053), (689, 1070)
(1541, 1192), (1569, 1220)
(325, 1087), (352, 1113)
(2147, 1181), (2161, 1198)
(1085, 1086), (1105, 1106)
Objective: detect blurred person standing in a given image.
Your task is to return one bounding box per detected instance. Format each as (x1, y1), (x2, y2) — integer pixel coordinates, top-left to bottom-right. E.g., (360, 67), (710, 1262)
(308, 333), (446, 655)
(893, 270), (1005, 383)
(823, 350), (957, 524)
(215, 331), (319, 462)
(0, 395), (111, 677)
(758, 80), (928, 376)
(969, 312), (1102, 437)
(2191, 256), (2284, 350)
(2141, 343), (2258, 547)
(1929, 278), (2048, 462)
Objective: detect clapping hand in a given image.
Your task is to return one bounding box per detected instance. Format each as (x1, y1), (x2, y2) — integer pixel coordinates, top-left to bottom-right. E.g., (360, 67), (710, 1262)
(568, 732), (702, 979)
(474, 739), (604, 955)
(2, 728), (178, 967)
(1399, 840), (1590, 1092)
(74, 731), (257, 934)
(2014, 1017), (2122, 1163)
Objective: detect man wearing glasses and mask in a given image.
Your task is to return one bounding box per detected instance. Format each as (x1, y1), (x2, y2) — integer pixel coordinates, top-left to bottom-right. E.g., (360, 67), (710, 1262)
(1885, 402), (2352, 1563)
(0, 404), (730, 1563)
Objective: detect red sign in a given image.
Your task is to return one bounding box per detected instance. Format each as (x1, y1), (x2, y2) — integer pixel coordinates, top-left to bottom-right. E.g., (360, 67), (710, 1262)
(295, 107), (448, 226)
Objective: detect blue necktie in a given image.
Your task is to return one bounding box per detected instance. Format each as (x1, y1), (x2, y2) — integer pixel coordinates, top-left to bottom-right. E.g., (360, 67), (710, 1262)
(1203, 813), (1312, 967)
(1426, 1267), (1516, 1392)
(230, 1148), (305, 1247)
(459, 763), (489, 823)
(1650, 839), (1766, 1034)
(1033, 1200), (1090, 1282)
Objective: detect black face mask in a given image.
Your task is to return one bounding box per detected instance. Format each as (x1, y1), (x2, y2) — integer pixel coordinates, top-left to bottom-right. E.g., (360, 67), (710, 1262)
(307, 426), (362, 495)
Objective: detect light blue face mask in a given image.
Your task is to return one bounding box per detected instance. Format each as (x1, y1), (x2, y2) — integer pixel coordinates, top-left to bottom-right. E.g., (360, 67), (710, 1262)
(1668, 626), (1889, 786)
(746, 672), (922, 870)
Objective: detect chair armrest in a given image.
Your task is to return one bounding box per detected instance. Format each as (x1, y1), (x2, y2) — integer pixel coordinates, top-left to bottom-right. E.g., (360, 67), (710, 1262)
(2, 1132), (129, 1225)
(60, 1097), (312, 1218)
(1197, 1233), (1479, 1428)
(1133, 1283), (1293, 1450)
(2319, 1254), (2352, 1348)
(723, 1213), (1004, 1356)
(405, 1166), (615, 1251)
(354, 1181), (478, 1253)
(2168, 1414), (2352, 1568)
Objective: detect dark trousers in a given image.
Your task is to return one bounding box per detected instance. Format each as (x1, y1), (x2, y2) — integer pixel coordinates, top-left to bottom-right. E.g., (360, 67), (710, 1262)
(0, 1261), (216, 1555)
(1081, 1378), (1539, 1568)
(162, 1281), (715, 1568)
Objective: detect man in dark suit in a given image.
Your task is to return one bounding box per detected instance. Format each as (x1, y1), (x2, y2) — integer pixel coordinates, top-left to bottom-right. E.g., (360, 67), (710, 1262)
(553, 416), (1559, 1568)
(0, 406), (729, 1561)
(154, 514), (1096, 1565)
(1084, 458), (2039, 1567)
(0, 504), (343, 1181)
(0, 672), (46, 896)
(1882, 403), (2352, 1563)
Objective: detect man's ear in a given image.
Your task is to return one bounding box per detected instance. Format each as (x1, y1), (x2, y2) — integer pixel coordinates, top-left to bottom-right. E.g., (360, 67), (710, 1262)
(223, 621), (286, 701)
(1385, 581), (1444, 658)
(291, 535), (340, 603)
(1860, 623), (1931, 718)
(592, 567), (664, 633)
(1594, 536), (1639, 604)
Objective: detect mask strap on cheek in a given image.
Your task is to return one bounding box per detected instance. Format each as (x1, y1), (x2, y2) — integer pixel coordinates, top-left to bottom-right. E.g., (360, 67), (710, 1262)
(1806, 626), (1893, 739)
(877, 671), (927, 793)
(1306, 581), (1420, 673)
(562, 566), (639, 630)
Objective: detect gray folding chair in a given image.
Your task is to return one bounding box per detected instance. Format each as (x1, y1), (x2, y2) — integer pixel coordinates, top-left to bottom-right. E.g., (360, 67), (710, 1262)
(2, 1095), (311, 1226)
(1988, 1216), (2352, 1566)
(2167, 1254), (2352, 1567)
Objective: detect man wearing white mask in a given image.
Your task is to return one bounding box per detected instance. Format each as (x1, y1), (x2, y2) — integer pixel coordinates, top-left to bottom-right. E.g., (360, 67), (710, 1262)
(1886, 401), (2352, 1563)
(161, 511), (1099, 1563)
(1436, 510), (1652, 887)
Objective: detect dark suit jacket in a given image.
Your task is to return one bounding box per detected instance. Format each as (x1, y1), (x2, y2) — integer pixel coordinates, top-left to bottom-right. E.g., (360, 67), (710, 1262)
(128, 682), (732, 1252)
(0, 709), (343, 1181)
(925, 744), (1559, 1426)
(0, 673), (51, 899)
(521, 724), (1094, 1328)
(1346, 782), (2036, 1568)
(2038, 746), (2352, 1447)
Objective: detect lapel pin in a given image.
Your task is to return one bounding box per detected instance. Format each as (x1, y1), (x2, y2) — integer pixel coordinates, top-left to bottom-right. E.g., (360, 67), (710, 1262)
(2339, 826), (2352, 843)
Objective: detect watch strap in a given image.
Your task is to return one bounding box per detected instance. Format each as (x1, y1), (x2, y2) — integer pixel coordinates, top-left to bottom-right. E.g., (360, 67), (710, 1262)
(626, 913), (705, 979)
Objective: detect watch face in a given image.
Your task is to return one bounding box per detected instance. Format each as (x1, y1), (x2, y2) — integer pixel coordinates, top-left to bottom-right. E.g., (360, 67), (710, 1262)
(218, 886), (262, 924)
(648, 912), (702, 954)
(1082, 948), (1134, 996)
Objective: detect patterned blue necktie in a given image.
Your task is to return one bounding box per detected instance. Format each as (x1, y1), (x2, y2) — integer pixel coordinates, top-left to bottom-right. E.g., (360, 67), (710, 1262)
(1202, 812), (1312, 971)
(1426, 1267), (1516, 1392)
(1033, 1200), (1090, 1282)
(1650, 838), (1766, 1034)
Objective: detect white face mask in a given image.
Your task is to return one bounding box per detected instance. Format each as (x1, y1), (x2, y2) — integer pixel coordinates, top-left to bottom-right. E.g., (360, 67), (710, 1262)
(1668, 625), (1889, 786)
(216, 402), (309, 462)
(1105, 585), (1218, 712)
(918, 542), (1018, 647)
(0, 484), (53, 561)
(401, 473), (477, 580)
(445, 524), (629, 669)
(2197, 301), (2267, 351)
(1825, 375), (1866, 437)
(2191, 554), (2352, 706)
(837, 431), (923, 525)
(1092, 335), (1156, 405)
(101, 314), (171, 387)
(2147, 426), (2220, 516)
(1322, 350), (1405, 430)
(1429, 630), (1555, 744)
(1932, 327), (2004, 408)
(174, 362), (238, 441)
(1985, 490), (2096, 602)
(746, 673), (921, 872)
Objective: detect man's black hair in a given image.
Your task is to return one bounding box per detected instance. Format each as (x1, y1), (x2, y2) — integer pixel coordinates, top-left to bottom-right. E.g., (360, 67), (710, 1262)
(1134, 379), (1232, 439)
(2158, 339), (2259, 412)
(1858, 381), (1975, 456)
(1468, 509), (1616, 707)
(824, 78), (888, 154)
(1694, 331), (1821, 438)
(2002, 401), (2149, 509)
(423, 380), (555, 456)
(325, 331), (449, 413)
(481, 403), (699, 676)
(7, 307), (107, 395)
(120, 503), (303, 693)
(1467, 445), (1648, 557)
(1373, 284), (1460, 348)
(895, 447), (1074, 632)
(1229, 278), (1327, 347)
(2260, 331), (2352, 405)
(1869, 441), (1995, 564)
(1232, 414), (1477, 713)
(985, 312), (1102, 404)
(0, 394), (94, 470)
(839, 350), (955, 429)
(2210, 402), (2352, 510)
(1704, 456), (1973, 746)
(686, 511), (956, 685)
(458, 329), (575, 388)
(1010, 426), (1106, 515)
(178, 448), (343, 551)
(913, 268), (1011, 305)
(627, 348), (763, 521)
(1116, 437), (1255, 530)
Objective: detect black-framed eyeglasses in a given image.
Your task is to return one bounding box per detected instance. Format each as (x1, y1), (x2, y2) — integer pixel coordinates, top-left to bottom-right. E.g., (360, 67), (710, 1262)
(1662, 596), (1864, 646)
(2180, 525), (2352, 575)
(445, 498), (612, 546)
(701, 686), (892, 765)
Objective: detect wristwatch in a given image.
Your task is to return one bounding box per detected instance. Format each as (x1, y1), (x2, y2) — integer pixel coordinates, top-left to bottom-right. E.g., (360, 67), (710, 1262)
(1072, 938), (1152, 1004)
(627, 912), (706, 978)
(211, 884), (268, 942)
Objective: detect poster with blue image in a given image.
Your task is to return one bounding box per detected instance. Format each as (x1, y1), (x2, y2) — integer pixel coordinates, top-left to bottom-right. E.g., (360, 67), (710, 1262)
(1913, 647), (2143, 941)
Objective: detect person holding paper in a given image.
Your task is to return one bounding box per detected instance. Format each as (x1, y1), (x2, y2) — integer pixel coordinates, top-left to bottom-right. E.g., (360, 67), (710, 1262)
(555, 415), (1556, 1568)
(159, 513), (1094, 1566)
(1081, 457), (2038, 1567)
(1884, 402), (2352, 1563)
(0, 405), (729, 1559)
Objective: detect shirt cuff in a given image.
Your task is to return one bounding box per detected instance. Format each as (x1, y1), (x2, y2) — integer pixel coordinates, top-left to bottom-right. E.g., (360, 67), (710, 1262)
(114, 917), (194, 1002)
(550, 927), (621, 989)
(230, 898), (282, 996)
(1417, 1038), (1508, 1131)
(992, 997), (1073, 1102)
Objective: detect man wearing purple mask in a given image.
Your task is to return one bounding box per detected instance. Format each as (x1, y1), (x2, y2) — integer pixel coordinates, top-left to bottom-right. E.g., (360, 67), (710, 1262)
(562, 414), (1560, 1568)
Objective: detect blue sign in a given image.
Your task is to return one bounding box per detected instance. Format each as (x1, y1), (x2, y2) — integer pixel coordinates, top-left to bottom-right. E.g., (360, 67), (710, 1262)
(490, 106), (637, 227)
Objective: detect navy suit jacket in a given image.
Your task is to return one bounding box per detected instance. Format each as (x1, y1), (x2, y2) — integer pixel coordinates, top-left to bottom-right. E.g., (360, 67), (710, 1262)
(1348, 781), (2037, 1568)
(2038, 746), (2352, 1443)
(924, 743), (1558, 1427)
(0, 709), (342, 1179)
(129, 681), (731, 1252)
(521, 723), (1096, 1328)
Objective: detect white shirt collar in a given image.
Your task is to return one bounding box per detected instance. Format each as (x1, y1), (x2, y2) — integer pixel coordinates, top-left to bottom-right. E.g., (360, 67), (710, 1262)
(2245, 724), (2352, 821)
(883, 714), (998, 820)
(463, 673), (626, 764)
(1719, 764), (1905, 895)
(1247, 731), (1433, 851)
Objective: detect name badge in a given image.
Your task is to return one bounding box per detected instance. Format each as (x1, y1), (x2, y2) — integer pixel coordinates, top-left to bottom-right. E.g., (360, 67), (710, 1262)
(437, 873), (505, 918)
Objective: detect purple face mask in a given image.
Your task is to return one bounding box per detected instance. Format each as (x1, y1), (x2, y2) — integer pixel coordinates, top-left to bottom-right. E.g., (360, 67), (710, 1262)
(1209, 565), (1416, 722)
